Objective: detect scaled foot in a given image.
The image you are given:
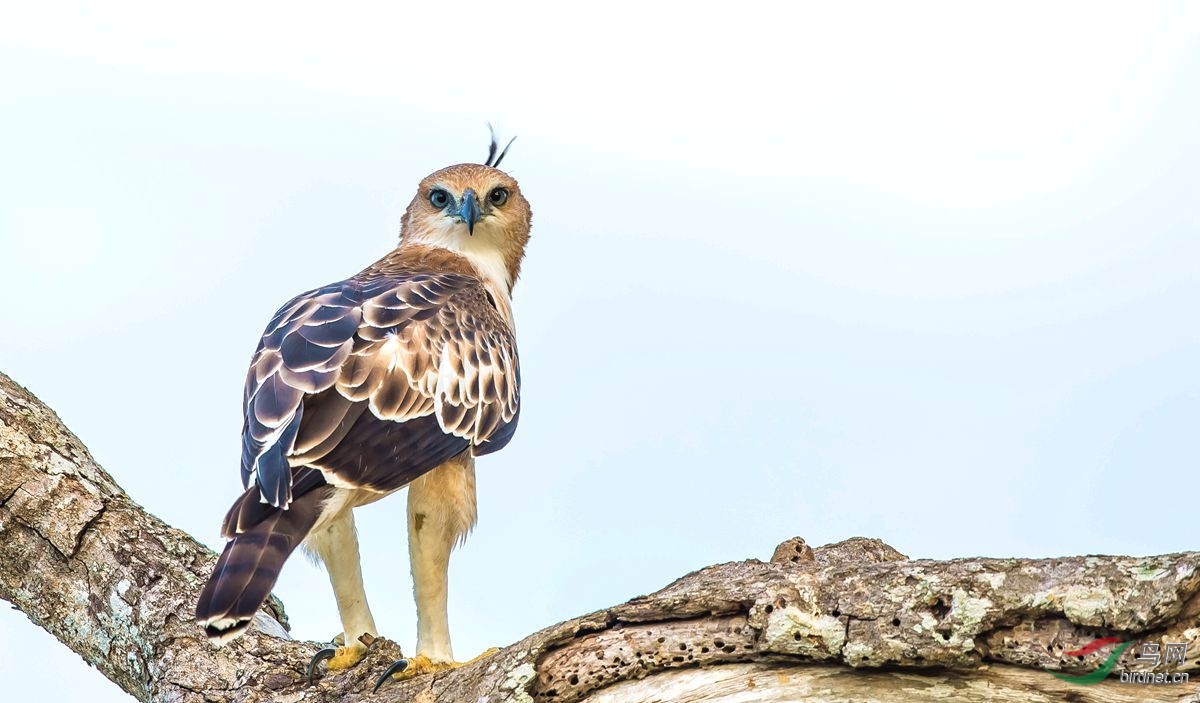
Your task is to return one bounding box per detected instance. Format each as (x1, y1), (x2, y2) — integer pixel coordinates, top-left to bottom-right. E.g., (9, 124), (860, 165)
(328, 643), (369, 670)
(306, 638), (371, 683)
(374, 648), (501, 691)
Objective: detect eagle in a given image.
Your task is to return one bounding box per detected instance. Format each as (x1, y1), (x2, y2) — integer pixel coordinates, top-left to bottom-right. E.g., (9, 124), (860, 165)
(194, 135), (530, 688)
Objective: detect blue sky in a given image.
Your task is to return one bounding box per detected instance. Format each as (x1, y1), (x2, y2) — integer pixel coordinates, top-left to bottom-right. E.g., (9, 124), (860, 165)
(1, 2), (1197, 700)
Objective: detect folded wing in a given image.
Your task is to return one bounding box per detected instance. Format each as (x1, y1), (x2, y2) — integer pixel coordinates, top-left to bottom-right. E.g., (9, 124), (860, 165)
(240, 273), (520, 508)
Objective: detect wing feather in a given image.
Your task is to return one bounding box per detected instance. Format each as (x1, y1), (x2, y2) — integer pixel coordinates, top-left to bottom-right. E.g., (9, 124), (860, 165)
(240, 269), (520, 506)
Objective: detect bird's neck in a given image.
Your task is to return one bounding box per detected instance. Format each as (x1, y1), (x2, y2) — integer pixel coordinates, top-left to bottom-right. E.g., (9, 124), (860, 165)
(399, 226), (517, 294)
(453, 241), (514, 297)
(377, 242), (516, 323)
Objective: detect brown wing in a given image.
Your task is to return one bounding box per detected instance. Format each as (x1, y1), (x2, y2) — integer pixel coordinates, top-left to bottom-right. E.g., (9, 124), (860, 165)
(241, 272), (520, 507)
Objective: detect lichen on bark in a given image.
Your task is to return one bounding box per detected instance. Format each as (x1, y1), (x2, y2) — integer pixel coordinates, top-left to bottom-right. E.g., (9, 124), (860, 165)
(2, 371), (1198, 703)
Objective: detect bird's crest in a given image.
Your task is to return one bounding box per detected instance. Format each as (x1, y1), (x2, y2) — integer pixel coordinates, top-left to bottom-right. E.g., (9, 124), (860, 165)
(485, 123), (516, 169)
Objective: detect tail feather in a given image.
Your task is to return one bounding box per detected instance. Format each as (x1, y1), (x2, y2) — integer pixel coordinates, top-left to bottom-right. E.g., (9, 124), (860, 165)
(195, 482), (330, 643)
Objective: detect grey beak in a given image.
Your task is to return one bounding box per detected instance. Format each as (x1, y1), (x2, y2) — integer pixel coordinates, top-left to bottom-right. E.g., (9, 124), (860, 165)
(458, 188), (480, 235)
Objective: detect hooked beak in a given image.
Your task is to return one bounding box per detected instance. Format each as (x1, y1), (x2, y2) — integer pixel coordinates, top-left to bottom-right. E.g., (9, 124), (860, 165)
(457, 188), (480, 235)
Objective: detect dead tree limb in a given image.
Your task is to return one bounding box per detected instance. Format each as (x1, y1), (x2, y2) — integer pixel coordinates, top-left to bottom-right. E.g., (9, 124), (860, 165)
(1, 370), (1198, 702)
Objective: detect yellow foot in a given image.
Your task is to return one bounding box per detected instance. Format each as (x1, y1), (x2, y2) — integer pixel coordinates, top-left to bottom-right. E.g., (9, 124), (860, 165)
(307, 642), (369, 684)
(391, 654), (453, 680)
(376, 649), (501, 690)
(327, 644), (368, 670)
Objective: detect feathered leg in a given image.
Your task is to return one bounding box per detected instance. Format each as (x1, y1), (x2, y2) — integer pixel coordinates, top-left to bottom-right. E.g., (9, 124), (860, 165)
(408, 452), (477, 663)
(304, 499), (379, 670)
(376, 452), (481, 685)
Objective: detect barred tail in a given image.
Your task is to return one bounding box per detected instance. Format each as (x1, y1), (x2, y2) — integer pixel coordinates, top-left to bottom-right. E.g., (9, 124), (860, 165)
(195, 480), (329, 643)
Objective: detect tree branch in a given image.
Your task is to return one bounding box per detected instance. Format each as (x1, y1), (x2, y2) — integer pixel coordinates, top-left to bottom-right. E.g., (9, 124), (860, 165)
(2, 370), (1198, 702)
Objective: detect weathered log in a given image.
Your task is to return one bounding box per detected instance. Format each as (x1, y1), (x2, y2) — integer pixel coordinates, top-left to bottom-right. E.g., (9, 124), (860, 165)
(2, 370), (1197, 702)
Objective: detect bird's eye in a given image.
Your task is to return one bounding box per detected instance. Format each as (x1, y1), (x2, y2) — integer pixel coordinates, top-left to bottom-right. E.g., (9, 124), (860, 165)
(429, 189), (451, 209)
(488, 187), (509, 206)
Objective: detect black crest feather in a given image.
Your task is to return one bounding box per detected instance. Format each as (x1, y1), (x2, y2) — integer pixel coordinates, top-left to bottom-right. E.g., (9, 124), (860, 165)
(485, 123), (517, 169)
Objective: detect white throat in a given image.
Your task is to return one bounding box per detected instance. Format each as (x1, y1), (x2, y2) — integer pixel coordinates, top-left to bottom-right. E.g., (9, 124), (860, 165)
(406, 220), (515, 320)
(457, 240), (512, 294)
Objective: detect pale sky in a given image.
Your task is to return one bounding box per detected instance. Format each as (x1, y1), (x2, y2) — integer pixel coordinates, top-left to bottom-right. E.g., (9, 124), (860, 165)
(2, 2), (1198, 700)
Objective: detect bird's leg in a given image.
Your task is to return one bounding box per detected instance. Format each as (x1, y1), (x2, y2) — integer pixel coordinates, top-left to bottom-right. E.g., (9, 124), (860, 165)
(410, 455), (476, 664)
(379, 454), (486, 685)
(304, 504), (378, 678)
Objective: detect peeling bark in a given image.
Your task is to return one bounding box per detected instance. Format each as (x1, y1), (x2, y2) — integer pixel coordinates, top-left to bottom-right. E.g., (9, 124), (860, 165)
(1, 371), (1198, 702)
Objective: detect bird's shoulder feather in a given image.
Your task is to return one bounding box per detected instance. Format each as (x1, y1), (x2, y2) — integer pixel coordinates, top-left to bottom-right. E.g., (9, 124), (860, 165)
(239, 255), (520, 506)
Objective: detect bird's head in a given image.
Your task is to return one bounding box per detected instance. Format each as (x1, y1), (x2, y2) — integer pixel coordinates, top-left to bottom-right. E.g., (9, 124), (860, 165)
(400, 162), (532, 291)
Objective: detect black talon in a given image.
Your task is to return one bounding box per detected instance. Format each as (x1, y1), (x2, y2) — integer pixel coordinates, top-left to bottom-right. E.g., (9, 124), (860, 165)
(306, 647), (337, 684)
(373, 659), (409, 692)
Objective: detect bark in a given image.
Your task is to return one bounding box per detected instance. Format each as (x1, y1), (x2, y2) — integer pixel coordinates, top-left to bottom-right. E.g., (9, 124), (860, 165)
(1, 369), (1198, 702)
